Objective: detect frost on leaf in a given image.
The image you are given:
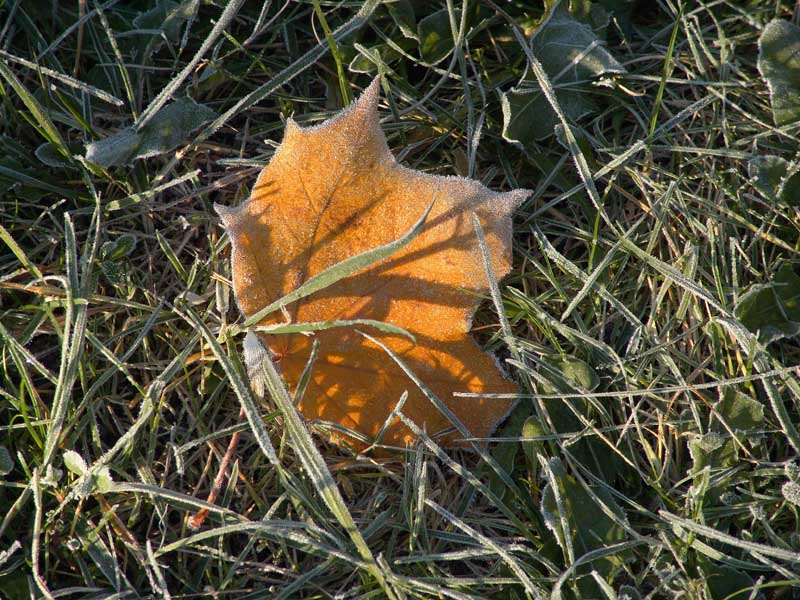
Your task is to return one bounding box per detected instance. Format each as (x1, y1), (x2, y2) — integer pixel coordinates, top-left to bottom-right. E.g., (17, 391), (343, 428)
(218, 78), (529, 451)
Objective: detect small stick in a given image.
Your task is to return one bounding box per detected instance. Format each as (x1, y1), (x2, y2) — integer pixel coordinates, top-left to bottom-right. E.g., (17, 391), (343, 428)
(188, 407), (246, 530)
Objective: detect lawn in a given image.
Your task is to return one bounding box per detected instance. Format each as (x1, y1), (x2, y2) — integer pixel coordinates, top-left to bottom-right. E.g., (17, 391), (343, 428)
(1, 0), (800, 598)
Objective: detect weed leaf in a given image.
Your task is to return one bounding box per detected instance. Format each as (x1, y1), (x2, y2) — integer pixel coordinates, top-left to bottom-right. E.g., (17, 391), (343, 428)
(748, 155), (800, 205)
(757, 19), (800, 126)
(85, 96), (217, 167)
(502, 0), (625, 145)
(734, 263), (800, 343)
(540, 457), (630, 595)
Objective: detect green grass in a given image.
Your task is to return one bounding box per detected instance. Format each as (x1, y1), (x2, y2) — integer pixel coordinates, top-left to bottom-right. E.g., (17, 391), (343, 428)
(2, 1), (800, 598)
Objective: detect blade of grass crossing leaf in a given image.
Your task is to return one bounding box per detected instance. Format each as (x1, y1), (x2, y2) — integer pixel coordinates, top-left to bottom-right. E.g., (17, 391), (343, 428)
(360, 331), (539, 533)
(472, 214), (550, 447)
(292, 338), (318, 405)
(471, 214), (518, 358)
(358, 330), (523, 483)
(253, 334), (401, 600)
(178, 308), (319, 516)
(135, 0), (246, 130)
(540, 456), (575, 564)
(367, 391), (409, 452)
(255, 319), (414, 341)
(239, 199), (434, 328)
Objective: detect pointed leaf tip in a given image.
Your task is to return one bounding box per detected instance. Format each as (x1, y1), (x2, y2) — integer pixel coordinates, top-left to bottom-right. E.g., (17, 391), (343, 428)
(214, 203), (243, 230)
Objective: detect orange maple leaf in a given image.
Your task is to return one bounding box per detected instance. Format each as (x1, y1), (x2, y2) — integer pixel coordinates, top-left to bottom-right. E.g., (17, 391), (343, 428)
(218, 78), (529, 451)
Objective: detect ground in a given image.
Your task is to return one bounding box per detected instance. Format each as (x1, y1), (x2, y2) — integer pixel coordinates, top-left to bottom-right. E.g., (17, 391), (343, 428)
(1, 1), (800, 598)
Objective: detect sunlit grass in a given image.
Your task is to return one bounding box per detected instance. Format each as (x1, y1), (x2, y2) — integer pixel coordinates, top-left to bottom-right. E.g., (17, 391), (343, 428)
(1, 1), (799, 598)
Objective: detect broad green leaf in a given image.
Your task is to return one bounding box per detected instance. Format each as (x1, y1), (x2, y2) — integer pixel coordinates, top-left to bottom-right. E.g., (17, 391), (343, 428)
(522, 416), (547, 476)
(417, 9), (456, 64)
(748, 155), (800, 205)
(85, 96), (217, 167)
(63, 450), (88, 475)
(193, 61), (232, 94)
(700, 561), (754, 600)
(133, 0), (196, 45)
(484, 404), (530, 501)
(538, 356), (626, 485)
(0, 446), (13, 476)
(688, 432), (737, 473)
(100, 234), (138, 261)
(713, 389), (764, 436)
(502, 0), (625, 145)
(541, 457), (630, 596)
(386, 0), (417, 40)
(99, 235), (137, 286)
(757, 19), (800, 127)
(93, 466), (115, 493)
(540, 356), (600, 394)
(348, 43), (402, 74)
(0, 569), (29, 600)
(734, 263), (800, 344)
(559, 356), (600, 391)
(35, 141), (81, 169)
(691, 389), (764, 500)
(564, 0), (611, 31)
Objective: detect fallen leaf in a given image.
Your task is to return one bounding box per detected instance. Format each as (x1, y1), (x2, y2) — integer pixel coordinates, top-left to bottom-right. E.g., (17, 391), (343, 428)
(219, 78), (528, 450)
